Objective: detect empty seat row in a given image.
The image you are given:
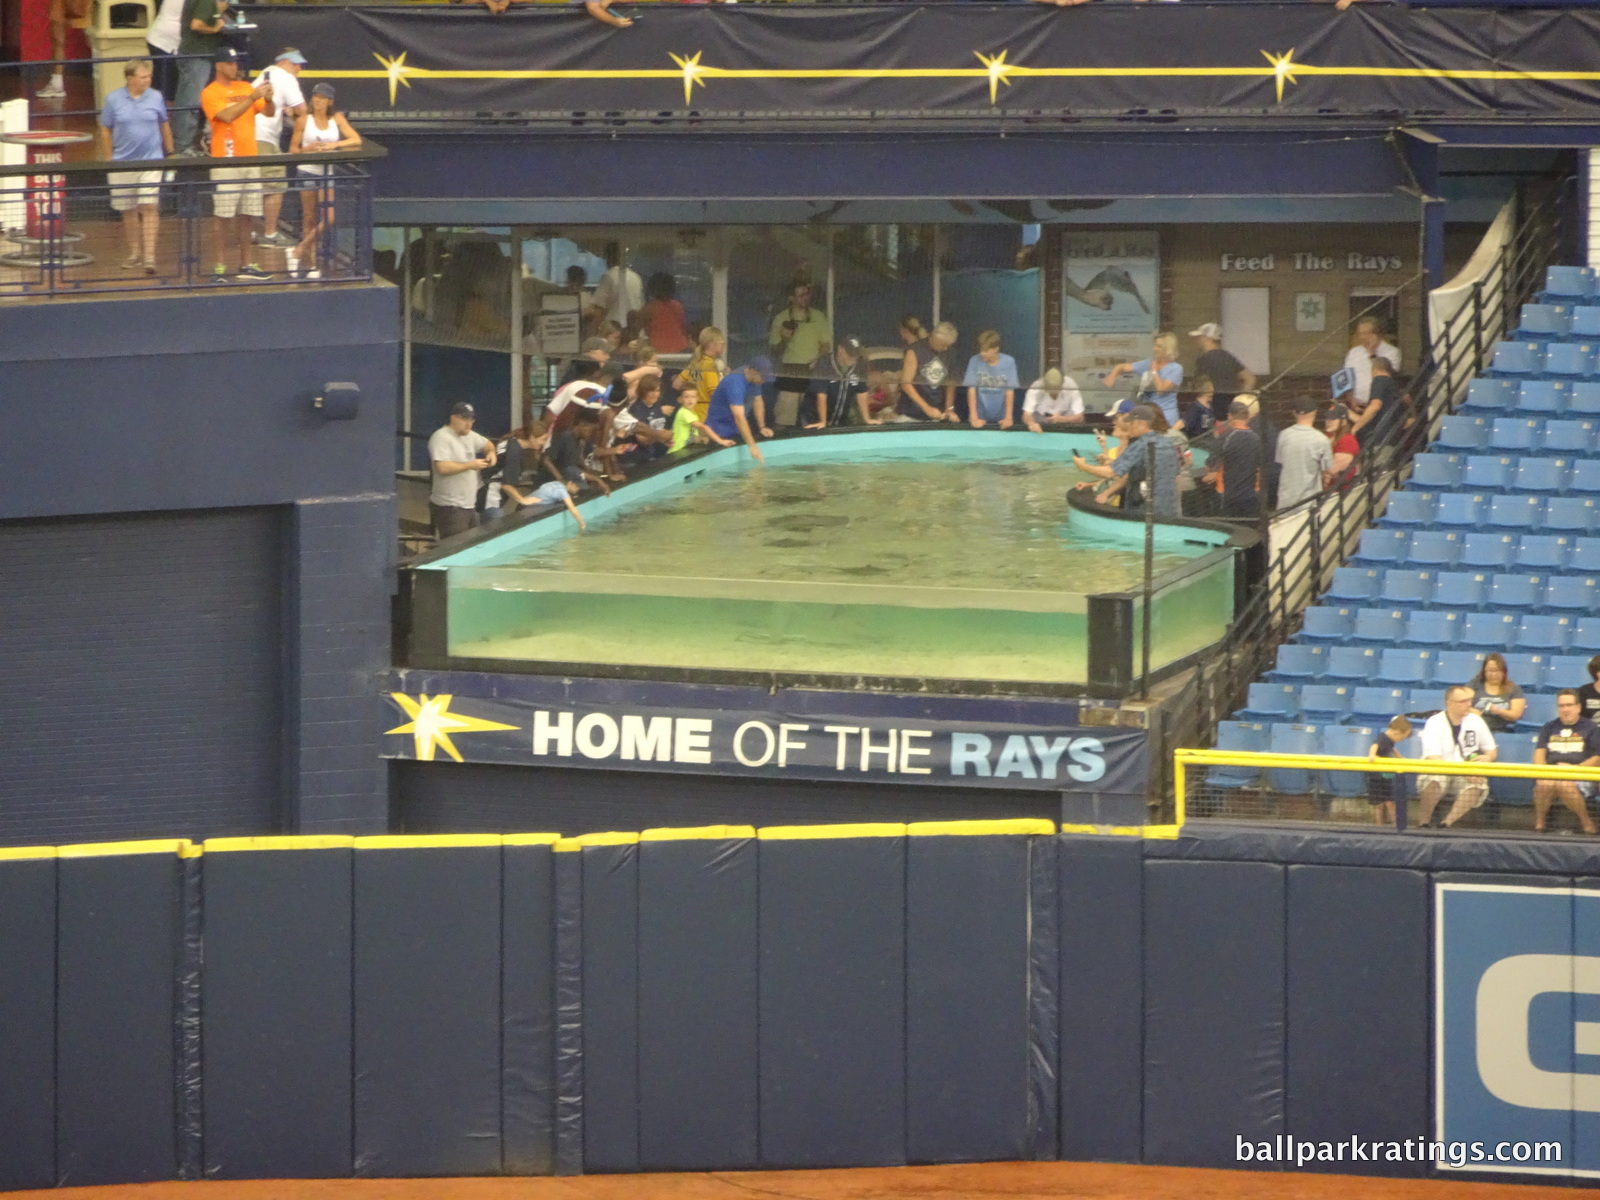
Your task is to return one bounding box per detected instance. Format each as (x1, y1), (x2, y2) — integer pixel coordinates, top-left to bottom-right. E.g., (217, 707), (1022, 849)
(1515, 302), (1600, 340)
(1269, 645), (1593, 689)
(1407, 452), (1599, 494)
(1542, 266), (1597, 301)
(1327, 565), (1600, 610)
(1435, 414), (1600, 454)
(1461, 378), (1600, 417)
(1352, 528), (1600, 570)
(1487, 339), (1600, 380)
(1299, 605), (1600, 651)
(1341, 536), (1600, 578)
(1380, 489), (1598, 531)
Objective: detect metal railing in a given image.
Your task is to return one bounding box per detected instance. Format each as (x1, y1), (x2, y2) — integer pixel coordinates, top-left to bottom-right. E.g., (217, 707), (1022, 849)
(0, 142), (384, 296)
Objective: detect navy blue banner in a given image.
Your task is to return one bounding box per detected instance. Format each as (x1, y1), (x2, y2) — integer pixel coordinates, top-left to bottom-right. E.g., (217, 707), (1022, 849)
(383, 671), (1147, 794)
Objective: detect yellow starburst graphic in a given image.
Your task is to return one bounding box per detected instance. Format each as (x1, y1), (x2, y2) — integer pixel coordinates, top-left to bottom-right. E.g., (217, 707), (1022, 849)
(1261, 48), (1301, 103)
(385, 693), (519, 763)
(670, 51), (710, 105)
(975, 51), (1017, 105)
(374, 52), (417, 106)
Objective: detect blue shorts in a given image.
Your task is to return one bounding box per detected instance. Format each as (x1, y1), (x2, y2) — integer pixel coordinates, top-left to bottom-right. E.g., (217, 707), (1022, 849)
(529, 480), (569, 505)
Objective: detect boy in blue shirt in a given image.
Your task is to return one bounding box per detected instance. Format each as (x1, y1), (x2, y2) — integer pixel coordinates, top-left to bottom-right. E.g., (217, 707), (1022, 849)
(962, 330), (1019, 429)
(706, 357), (773, 464)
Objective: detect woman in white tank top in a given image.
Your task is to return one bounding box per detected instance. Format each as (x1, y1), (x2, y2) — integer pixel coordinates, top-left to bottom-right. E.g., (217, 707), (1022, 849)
(290, 83), (362, 277)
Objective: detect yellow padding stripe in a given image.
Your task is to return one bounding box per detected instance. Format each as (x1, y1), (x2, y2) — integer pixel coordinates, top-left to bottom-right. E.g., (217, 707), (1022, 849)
(572, 831), (641, 846)
(907, 819), (1056, 837)
(1059, 823), (1156, 838)
(553, 839), (582, 853)
(502, 833), (562, 846)
(640, 825), (757, 841)
(58, 839), (193, 859)
(205, 836), (356, 853)
(758, 823), (906, 840)
(0, 845), (58, 861)
(352, 834), (503, 849)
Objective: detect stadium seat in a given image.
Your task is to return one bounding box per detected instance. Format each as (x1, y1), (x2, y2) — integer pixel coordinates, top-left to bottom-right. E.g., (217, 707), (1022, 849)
(1325, 645), (1380, 684)
(1515, 535), (1571, 571)
(1432, 572), (1489, 610)
(1569, 459), (1600, 494)
(1489, 572), (1544, 611)
(1567, 381), (1600, 415)
(1522, 692), (1559, 729)
(1543, 341), (1596, 378)
(1458, 532), (1516, 569)
(1544, 497), (1597, 533)
(1377, 646), (1436, 685)
(1462, 457), (1514, 492)
(1490, 418), (1541, 453)
(1352, 528), (1409, 565)
(1572, 308), (1600, 339)
(1434, 492), (1484, 526)
(1381, 491), (1435, 526)
(1462, 610), (1516, 645)
(1489, 341), (1544, 377)
(1405, 530), (1460, 567)
(1270, 643), (1326, 680)
(1570, 539), (1600, 573)
(1299, 685), (1353, 724)
(1541, 419), (1597, 455)
(1519, 303), (1572, 337)
(1352, 608), (1407, 643)
(1493, 733), (1538, 805)
(1435, 648), (1488, 683)
(1513, 615), (1572, 651)
(1351, 686), (1408, 725)
(1268, 723), (1321, 794)
(1512, 456), (1569, 493)
(1545, 575), (1600, 612)
(1401, 610), (1458, 648)
(1318, 723), (1377, 797)
(1515, 380), (1567, 415)
(1544, 265), (1596, 300)
(1436, 415), (1489, 451)
(1327, 567), (1382, 602)
(1242, 681), (1301, 721)
(1405, 687), (1441, 715)
(1301, 605), (1356, 641)
(1464, 379), (1518, 413)
(1503, 653), (1549, 686)
(1544, 654), (1593, 689)
(1409, 453), (1463, 488)
(1206, 721), (1268, 788)
(1379, 569), (1434, 607)
(1574, 617), (1600, 651)
(1486, 494), (1544, 529)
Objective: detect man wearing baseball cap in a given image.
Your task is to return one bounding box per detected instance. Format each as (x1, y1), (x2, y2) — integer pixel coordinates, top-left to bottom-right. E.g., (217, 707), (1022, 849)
(1188, 322), (1255, 410)
(201, 46), (274, 280)
(256, 48), (308, 249)
(429, 402), (497, 540)
(1275, 394), (1333, 509)
(705, 357), (774, 464)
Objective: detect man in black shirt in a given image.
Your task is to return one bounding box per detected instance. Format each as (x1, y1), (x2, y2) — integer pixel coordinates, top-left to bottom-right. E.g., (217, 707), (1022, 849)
(1574, 656), (1600, 724)
(1189, 323), (1255, 408)
(1532, 689), (1600, 834)
(1355, 353), (1402, 448)
(1201, 400), (1263, 519)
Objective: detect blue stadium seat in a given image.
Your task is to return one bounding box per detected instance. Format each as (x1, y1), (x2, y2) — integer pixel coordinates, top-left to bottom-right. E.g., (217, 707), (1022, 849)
(1242, 681), (1301, 721)
(1515, 380), (1567, 416)
(1567, 381), (1600, 415)
(1540, 419), (1597, 455)
(1432, 572), (1489, 610)
(1377, 646), (1436, 685)
(1327, 567), (1382, 602)
(1570, 539), (1600, 574)
(1513, 615), (1572, 652)
(1544, 497), (1597, 533)
(1544, 654), (1593, 690)
(1490, 573), (1545, 611)
(1544, 266), (1596, 300)
(1301, 605), (1356, 641)
(1522, 692), (1559, 729)
(1352, 528), (1409, 565)
(1574, 618), (1600, 652)
(1458, 533), (1515, 569)
(1379, 569), (1434, 607)
(1402, 610), (1458, 648)
(1405, 687), (1441, 715)
(1436, 415), (1489, 451)
(1512, 456), (1569, 493)
(1568, 459), (1600, 494)
(1381, 491), (1436, 526)
(1409, 453), (1463, 488)
(1352, 608), (1407, 643)
(1324, 645), (1380, 684)
(1461, 456), (1514, 491)
(1503, 653), (1549, 686)
(1491, 418), (1541, 453)
(1351, 686), (1408, 726)
(1486, 494), (1544, 529)
(1435, 648), (1488, 683)
(1572, 308), (1600, 339)
(1493, 732), (1538, 805)
(1489, 341), (1544, 377)
(1515, 535), (1571, 571)
(1543, 341), (1596, 378)
(1462, 610), (1517, 645)
(1434, 492), (1485, 527)
(1269, 643), (1326, 680)
(1464, 378), (1518, 413)
(1206, 721), (1268, 788)
(1519, 303), (1572, 337)
(1405, 530), (1460, 567)
(1299, 685), (1353, 724)
(1545, 575), (1600, 612)
(1318, 723), (1377, 798)
(1268, 723), (1321, 794)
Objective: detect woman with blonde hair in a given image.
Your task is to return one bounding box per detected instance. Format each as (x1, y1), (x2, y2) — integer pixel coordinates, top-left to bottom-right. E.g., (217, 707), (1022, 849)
(1104, 331), (1183, 426)
(897, 314), (927, 346)
(673, 325), (727, 420)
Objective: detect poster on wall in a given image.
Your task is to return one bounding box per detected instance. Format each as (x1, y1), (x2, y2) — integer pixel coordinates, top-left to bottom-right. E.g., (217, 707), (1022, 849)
(1062, 232), (1159, 414)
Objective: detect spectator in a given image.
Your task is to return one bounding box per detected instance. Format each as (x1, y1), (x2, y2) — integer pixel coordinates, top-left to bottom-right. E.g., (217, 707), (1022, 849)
(1188, 322), (1255, 408)
(256, 48), (308, 250)
(1366, 715), (1411, 827)
(546, 363), (614, 434)
(963, 330), (1020, 430)
(1072, 403), (1180, 518)
(706, 358), (774, 464)
(97, 59), (173, 275)
(289, 83), (361, 279)
(621, 375), (675, 464)
(1023, 368), (1085, 432)
(428, 402), (496, 540)
(175, 0), (229, 153)
(1356, 353), (1402, 448)
(860, 371), (902, 425)
(38, 0), (91, 99)
(1470, 653), (1527, 732)
(1342, 316), (1401, 407)
(1104, 333), (1183, 426)
(636, 273), (691, 354)
(588, 245), (643, 330)
(1532, 689), (1600, 835)
(560, 337), (611, 387)
(1576, 655), (1600, 723)
(565, 264), (591, 301)
(1178, 375), (1214, 440)
(809, 337), (869, 429)
(1417, 685), (1498, 829)
(201, 47), (274, 281)
(488, 421), (585, 529)
(146, 0), (184, 107)
(1322, 404), (1360, 488)
(900, 321), (960, 422)
(1275, 395), (1333, 509)
(769, 280), (832, 429)
(898, 315), (928, 348)
(1201, 400), (1264, 519)
(669, 396), (734, 454)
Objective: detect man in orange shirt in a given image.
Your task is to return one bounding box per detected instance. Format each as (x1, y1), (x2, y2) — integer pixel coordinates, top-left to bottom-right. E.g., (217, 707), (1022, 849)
(200, 47), (274, 280)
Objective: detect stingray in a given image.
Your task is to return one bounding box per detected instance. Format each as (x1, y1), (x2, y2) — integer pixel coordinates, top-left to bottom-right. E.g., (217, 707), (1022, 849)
(766, 493), (823, 505)
(834, 564), (891, 577)
(764, 537), (816, 548)
(983, 463), (1036, 476)
(1082, 265), (1151, 314)
(769, 514), (850, 532)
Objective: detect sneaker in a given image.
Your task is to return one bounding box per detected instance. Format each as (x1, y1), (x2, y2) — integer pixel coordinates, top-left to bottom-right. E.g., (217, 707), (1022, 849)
(122, 253), (143, 270)
(303, 268), (322, 280)
(143, 261), (157, 276)
(211, 264), (227, 281)
(260, 232), (297, 248)
(238, 263), (272, 281)
(36, 79), (65, 99)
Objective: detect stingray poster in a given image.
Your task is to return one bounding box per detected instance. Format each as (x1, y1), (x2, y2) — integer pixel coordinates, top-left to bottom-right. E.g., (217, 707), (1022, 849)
(1062, 232), (1158, 413)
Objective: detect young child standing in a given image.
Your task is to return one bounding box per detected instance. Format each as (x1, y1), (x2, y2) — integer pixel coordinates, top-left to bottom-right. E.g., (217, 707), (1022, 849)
(1367, 715), (1412, 827)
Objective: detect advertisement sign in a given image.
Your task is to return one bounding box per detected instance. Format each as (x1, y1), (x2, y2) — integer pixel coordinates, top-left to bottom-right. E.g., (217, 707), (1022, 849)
(1062, 232), (1159, 414)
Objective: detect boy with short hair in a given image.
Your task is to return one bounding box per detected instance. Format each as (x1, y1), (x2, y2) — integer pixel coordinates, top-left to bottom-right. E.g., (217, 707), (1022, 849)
(497, 419), (587, 529)
(962, 330), (1019, 429)
(1367, 715), (1411, 827)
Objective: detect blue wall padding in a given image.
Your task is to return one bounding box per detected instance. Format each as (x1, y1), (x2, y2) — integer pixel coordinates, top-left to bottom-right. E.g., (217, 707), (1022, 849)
(637, 836), (759, 1170)
(1026, 837), (1060, 1162)
(502, 843), (556, 1175)
(353, 845), (503, 1176)
(0, 858), (55, 1190)
(906, 835), (1033, 1163)
(56, 852), (180, 1185)
(201, 848), (354, 1178)
(580, 842), (640, 1172)
(1142, 859), (1286, 1168)
(1057, 836), (1143, 1164)
(553, 848), (584, 1176)
(759, 835), (907, 1168)
(1285, 865), (1429, 1176)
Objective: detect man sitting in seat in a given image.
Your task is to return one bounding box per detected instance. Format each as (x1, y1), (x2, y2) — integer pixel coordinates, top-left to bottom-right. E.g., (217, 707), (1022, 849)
(1417, 685), (1498, 829)
(1532, 689), (1600, 836)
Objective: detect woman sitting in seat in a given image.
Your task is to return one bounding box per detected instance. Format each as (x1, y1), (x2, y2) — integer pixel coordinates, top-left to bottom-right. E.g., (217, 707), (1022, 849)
(1470, 652), (1527, 732)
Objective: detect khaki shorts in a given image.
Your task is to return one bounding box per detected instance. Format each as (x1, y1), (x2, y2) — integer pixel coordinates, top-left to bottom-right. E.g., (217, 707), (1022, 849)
(1418, 775), (1489, 810)
(108, 169), (161, 212)
(259, 163), (288, 194)
(211, 165), (263, 219)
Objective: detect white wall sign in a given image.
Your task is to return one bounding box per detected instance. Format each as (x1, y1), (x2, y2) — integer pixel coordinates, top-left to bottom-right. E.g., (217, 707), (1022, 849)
(1295, 292), (1327, 333)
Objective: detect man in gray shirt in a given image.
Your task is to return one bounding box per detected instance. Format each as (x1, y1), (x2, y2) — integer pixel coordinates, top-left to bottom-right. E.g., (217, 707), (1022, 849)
(1275, 394), (1333, 510)
(429, 401), (496, 540)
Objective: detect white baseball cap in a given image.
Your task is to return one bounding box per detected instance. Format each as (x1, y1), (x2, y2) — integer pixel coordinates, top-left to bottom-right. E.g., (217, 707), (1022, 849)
(1188, 322), (1222, 340)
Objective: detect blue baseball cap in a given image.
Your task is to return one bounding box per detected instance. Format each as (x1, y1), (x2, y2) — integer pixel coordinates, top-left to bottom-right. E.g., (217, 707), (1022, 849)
(745, 356), (775, 383)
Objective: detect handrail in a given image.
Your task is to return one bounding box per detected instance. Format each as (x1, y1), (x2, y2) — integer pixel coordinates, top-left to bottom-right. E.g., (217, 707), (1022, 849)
(0, 143), (387, 178)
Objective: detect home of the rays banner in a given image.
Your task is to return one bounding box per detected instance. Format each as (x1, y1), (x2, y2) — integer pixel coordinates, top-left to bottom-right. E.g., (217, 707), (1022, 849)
(251, 4), (1600, 121)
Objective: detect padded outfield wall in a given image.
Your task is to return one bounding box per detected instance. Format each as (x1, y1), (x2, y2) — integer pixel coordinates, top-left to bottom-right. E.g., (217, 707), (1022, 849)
(0, 823), (1593, 1189)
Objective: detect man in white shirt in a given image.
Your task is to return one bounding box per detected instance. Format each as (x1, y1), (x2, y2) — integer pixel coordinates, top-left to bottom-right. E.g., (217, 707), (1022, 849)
(429, 402), (496, 540)
(588, 246), (643, 329)
(1023, 368), (1084, 431)
(256, 47), (307, 248)
(1417, 684), (1498, 828)
(1341, 316), (1401, 405)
